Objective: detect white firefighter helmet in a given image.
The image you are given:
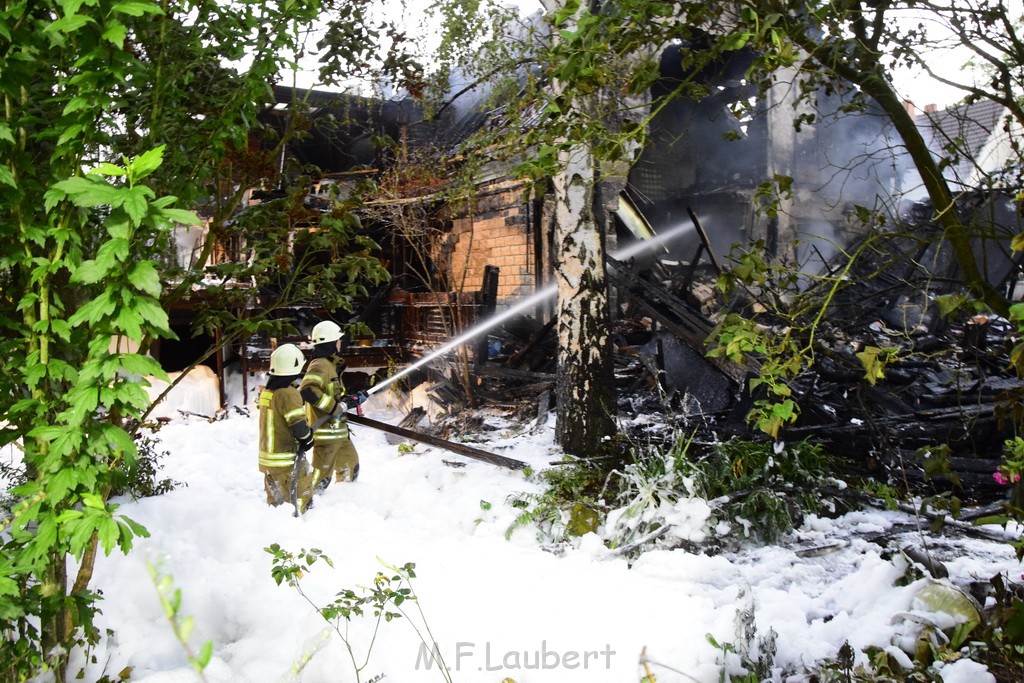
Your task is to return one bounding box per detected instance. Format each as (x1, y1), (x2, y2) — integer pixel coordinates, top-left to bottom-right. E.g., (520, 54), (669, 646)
(269, 343), (305, 376)
(311, 320), (344, 345)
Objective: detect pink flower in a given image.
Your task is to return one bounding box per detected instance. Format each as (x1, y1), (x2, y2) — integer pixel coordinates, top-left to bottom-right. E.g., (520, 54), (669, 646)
(993, 468), (1022, 485)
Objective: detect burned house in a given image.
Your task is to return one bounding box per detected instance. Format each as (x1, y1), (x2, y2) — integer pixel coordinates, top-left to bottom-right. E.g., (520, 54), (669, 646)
(161, 35), (1023, 497)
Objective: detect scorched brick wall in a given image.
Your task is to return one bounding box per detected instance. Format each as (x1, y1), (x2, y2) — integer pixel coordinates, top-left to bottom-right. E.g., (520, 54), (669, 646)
(450, 179), (535, 302)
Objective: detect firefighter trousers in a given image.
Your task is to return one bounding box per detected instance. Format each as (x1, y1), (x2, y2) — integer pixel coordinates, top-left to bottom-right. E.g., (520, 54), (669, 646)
(311, 437), (360, 490)
(263, 458), (314, 512)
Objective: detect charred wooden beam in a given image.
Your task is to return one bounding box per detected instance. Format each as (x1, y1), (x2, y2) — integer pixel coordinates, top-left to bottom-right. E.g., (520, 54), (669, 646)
(474, 364), (556, 384)
(507, 315), (557, 370)
(687, 206), (723, 275)
(347, 413), (528, 470)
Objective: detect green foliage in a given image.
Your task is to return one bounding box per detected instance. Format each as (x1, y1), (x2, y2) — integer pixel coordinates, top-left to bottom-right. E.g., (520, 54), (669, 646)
(997, 238), (1024, 559)
(805, 563), (1024, 682)
(181, 178), (391, 364)
(708, 233), (883, 438)
(507, 434), (841, 554)
(644, 437), (839, 546)
(266, 545), (451, 683)
(859, 480), (902, 511)
(708, 245), (807, 438)
(0, 142), (179, 678)
(0, 0), (400, 676)
(147, 562), (213, 681)
(602, 431), (702, 550)
(505, 460), (607, 544)
(855, 345), (899, 386)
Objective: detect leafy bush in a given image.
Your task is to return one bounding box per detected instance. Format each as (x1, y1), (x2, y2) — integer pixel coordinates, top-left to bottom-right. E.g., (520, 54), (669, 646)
(604, 434), (843, 553)
(505, 433), (844, 556)
(505, 461), (608, 544)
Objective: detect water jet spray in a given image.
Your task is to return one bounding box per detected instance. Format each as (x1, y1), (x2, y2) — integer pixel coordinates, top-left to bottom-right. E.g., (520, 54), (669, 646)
(367, 220), (697, 395)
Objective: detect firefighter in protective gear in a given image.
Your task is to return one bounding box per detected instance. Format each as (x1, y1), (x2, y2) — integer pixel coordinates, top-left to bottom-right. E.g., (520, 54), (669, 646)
(300, 320), (365, 491)
(258, 343), (315, 512)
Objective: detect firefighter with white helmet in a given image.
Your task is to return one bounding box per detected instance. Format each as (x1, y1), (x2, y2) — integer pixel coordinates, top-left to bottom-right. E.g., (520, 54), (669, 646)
(300, 320), (366, 491)
(258, 343), (315, 512)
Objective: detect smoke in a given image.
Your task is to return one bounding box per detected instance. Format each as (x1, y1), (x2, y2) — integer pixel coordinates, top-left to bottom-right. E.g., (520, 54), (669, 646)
(627, 49), (921, 276)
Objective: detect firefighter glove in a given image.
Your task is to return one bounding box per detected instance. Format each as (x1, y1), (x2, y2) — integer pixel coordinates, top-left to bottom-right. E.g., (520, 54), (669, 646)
(298, 432), (314, 452)
(343, 391), (368, 408)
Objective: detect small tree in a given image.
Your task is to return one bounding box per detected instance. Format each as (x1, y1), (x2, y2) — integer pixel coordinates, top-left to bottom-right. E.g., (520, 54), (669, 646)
(0, 0), (411, 677)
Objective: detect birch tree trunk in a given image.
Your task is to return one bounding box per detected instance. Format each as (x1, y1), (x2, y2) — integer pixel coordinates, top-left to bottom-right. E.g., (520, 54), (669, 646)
(541, 0), (617, 455)
(552, 144), (618, 454)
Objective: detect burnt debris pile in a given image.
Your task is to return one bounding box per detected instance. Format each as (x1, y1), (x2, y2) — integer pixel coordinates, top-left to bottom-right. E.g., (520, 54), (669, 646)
(414, 193), (1024, 505)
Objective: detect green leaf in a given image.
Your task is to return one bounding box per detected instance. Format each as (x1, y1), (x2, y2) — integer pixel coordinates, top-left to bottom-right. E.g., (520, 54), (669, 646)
(0, 123), (13, 144)
(196, 640), (214, 668)
(44, 14), (95, 35)
(53, 176), (121, 207)
(128, 145), (165, 180)
(934, 293), (968, 319)
(112, 0), (164, 16)
(723, 31), (753, 51)
(82, 493), (106, 510)
(159, 208), (203, 226)
(68, 518), (97, 557)
(1012, 231), (1024, 254)
(0, 166), (16, 188)
(127, 261), (161, 297)
(855, 346), (896, 385)
(122, 186), (149, 225)
(68, 289), (117, 326)
(44, 187), (66, 213)
(119, 353), (164, 378)
(115, 306), (144, 341)
(98, 518), (119, 554)
(56, 123), (86, 147)
(89, 162), (127, 177)
(135, 297), (171, 333)
(25, 362), (47, 388)
(72, 259), (108, 284)
(101, 20), (127, 48)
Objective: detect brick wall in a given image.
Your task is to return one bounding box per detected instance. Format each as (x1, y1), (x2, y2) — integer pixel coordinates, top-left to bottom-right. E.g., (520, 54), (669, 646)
(449, 179), (534, 302)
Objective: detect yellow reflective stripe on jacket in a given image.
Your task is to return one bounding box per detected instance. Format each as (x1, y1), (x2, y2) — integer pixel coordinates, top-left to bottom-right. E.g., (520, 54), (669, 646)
(259, 452), (295, 468)
(259, 390), (277, 459)
(313, 423), (349, 441)
(301, 358), (341, 416)
(284, 406), (305, 421)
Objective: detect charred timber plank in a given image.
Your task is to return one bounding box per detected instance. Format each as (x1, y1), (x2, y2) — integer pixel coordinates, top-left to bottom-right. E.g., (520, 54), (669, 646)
(686, 206), (724, 275)
(507, 316), (557, 370)
(474, 364), (557, 383)
(792, 401), (1000, 437)
(346, 413), (529, 470)
(605, 256), (753, 383)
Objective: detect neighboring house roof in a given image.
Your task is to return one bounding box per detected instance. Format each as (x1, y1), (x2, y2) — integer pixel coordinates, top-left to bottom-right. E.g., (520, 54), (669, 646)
(918, 99), (1013, 187)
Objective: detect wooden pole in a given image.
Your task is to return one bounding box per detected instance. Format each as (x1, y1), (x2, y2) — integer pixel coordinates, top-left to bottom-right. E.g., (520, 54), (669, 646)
(346, 413), (528, 470)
